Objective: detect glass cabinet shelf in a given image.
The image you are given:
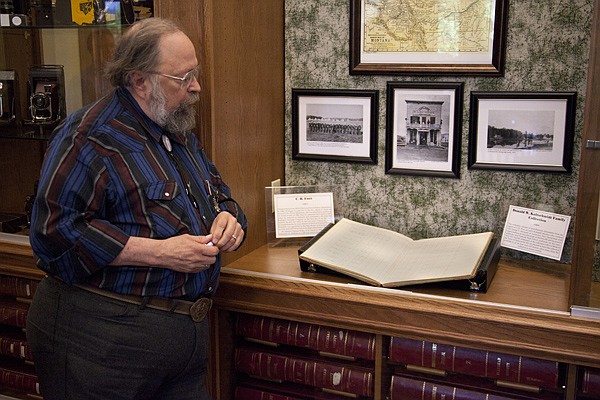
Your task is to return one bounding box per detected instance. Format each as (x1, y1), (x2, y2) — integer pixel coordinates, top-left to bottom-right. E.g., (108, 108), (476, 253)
(0, 0), (154, 234)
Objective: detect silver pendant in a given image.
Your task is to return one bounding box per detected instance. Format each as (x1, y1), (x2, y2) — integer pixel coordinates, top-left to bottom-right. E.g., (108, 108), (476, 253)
(162, 135), (172, 152)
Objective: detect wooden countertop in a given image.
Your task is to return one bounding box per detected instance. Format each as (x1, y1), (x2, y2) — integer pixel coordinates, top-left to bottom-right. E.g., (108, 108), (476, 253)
(222, 244), (571, 312)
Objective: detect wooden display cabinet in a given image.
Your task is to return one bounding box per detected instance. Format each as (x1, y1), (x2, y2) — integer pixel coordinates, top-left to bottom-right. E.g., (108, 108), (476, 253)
(210, 245), (600, 400)
(0, 1), (599, 400)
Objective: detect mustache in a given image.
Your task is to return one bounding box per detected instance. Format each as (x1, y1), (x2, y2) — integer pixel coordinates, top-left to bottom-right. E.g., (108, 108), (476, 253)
(181, 93), (199, 108)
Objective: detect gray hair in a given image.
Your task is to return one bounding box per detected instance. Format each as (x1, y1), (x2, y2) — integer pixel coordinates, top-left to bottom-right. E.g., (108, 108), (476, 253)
(104, 18), (183, 87)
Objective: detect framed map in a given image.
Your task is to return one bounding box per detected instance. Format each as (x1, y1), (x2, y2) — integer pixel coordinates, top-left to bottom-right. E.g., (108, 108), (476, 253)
(350, 0), (508, 76)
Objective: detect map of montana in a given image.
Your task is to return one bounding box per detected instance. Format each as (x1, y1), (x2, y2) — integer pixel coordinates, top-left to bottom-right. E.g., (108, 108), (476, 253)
(363, 0), (494, 53)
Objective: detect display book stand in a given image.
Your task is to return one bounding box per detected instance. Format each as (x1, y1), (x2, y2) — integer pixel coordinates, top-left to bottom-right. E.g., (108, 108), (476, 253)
(298, 221), (501, 293)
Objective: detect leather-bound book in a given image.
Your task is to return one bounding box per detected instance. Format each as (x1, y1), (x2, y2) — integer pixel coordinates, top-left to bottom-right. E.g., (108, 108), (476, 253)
(0, 330), (33, 361)
(0, 275), (38, 299)
(235, 313), (376, 361)
(391, 366), (565, 400)
(235, 385), (302, 400)
(390, 375), (521, 400)
(0, 300), (29, 328)
(389, 337), (561, 389)
(234, 346), (374, 397)
(234, 379), (357, 400)
(0, 363), (40, 396)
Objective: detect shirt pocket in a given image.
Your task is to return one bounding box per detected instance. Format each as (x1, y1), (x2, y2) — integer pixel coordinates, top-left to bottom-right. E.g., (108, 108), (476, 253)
(144, 180), (191, 237)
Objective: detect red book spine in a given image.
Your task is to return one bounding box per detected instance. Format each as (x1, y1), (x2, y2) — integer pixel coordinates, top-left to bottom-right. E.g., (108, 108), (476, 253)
(390, 375), (518, 400)
(0, 336), (33, 361)
(0, 367), (41, 395)
(580, 366), (600, 395)
(234, 347), (374, 397)
(389, 337), (559, 389)
(0, 276), (38, 299)
(234, 385), (302, 400)
(0, 301), (29, 328)
(235, 314), (376, 360)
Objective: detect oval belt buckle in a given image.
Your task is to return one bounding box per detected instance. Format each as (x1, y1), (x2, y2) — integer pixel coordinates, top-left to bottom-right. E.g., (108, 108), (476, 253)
(190, 298), (212, 322)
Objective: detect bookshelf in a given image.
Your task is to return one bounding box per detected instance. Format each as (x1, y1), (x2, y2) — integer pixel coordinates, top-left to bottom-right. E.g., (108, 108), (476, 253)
(209, 244), (600, 400)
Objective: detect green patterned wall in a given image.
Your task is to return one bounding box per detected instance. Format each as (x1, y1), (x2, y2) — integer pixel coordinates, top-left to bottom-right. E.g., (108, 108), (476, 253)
(284, 0), (597, 277)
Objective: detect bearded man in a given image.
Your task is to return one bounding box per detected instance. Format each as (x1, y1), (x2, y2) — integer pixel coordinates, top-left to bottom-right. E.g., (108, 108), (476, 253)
(26, 17), (247, 400)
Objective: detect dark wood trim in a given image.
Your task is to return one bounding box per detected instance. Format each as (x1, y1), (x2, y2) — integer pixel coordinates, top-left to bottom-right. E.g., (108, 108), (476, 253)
(570, 1), (600, 306)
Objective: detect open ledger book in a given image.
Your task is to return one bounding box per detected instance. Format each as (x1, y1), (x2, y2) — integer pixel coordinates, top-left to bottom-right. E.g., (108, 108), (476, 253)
(298, 218), (495, 288)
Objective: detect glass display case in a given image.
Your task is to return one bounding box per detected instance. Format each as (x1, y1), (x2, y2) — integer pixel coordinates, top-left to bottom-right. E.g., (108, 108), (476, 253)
(0, 0), (154, 236)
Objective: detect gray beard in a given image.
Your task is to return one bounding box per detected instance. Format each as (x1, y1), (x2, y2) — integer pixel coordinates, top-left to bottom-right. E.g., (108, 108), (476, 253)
(149, 82), (199, 134)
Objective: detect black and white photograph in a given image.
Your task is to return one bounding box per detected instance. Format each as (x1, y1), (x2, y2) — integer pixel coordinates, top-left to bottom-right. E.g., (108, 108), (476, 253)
(468, 91), (577, 172)
(385, 81), (463, 178)
(292, 89), (378, 164)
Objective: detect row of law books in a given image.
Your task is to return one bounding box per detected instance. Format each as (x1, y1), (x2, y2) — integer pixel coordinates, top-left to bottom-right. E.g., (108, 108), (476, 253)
(388, 336), (563, 390)
(390, 366), (600, 400)
(233, 313), (600, 399)
(0, 274), (39, 397)
(233, 371), (600, 400)
(234, 313), (377, 398)
(388, 336), (566, 399)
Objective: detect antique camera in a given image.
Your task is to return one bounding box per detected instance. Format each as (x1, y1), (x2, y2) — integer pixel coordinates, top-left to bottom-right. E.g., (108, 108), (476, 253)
(28, 65), (66, 123)
(0, 70), (18, 124)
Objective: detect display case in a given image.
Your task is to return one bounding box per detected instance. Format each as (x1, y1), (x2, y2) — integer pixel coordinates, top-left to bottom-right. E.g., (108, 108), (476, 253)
(0, 0), (286, 265)
(209, 245), (600, 400)
(0, 1), (285, 396)
(0, 1), (154, 238)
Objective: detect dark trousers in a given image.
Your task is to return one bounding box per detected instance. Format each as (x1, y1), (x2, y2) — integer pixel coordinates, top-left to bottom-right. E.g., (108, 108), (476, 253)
(26, 276), (211, 400)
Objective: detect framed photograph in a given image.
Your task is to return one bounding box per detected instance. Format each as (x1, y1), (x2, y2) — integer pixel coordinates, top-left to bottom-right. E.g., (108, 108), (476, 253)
(292, 89), (379, 164)
(349, 0), (508, 76)
(385, 81), (463, 178)
(468, 92), (577, 173)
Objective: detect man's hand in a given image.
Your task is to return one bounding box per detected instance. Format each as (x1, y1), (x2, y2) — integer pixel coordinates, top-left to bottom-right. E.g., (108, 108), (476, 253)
(209, 212), (244, 251)
(110, 234), (218, 273)
(163, 234), (219, 272)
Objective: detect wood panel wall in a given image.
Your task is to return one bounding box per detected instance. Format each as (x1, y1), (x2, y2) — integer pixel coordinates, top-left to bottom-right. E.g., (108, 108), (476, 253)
(156, 1), (285, 262)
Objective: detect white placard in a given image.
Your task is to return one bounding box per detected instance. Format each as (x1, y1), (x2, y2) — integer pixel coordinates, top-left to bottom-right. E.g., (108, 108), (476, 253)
(273, 192), (335, 238)
(501, 205), (571, 261)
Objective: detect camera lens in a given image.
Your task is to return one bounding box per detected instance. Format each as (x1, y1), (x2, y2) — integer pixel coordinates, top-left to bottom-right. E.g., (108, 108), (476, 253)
(32, 93), (50, 109)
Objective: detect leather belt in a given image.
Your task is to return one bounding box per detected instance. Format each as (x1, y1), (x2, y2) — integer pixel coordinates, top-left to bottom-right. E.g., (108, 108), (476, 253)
(75, 283), (212, 322)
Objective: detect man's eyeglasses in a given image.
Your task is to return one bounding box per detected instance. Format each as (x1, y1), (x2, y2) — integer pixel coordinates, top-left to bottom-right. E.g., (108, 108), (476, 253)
(151, 66), (199, 87)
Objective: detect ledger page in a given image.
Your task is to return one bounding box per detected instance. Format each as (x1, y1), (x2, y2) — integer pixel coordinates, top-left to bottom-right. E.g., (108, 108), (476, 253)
(299, 218), (493, 286)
